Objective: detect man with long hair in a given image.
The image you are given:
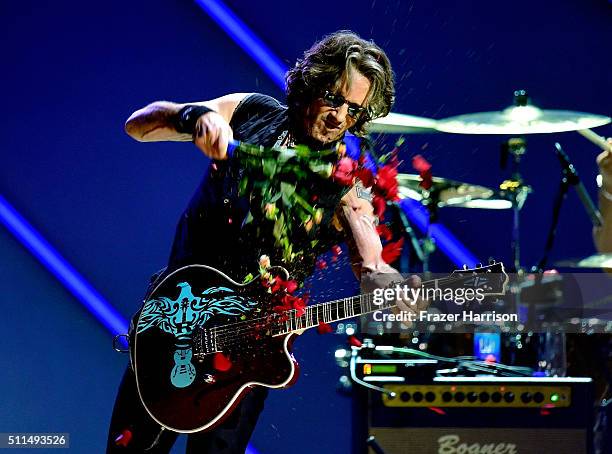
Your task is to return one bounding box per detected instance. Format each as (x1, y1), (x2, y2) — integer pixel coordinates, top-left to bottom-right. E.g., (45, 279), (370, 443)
(107, 30), (414, 453)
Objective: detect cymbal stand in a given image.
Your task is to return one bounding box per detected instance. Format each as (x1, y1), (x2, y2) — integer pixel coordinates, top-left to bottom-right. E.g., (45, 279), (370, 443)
(394, 202), (425, 271)
(419, 185), (442, 277)
(499, 137), (532, 271)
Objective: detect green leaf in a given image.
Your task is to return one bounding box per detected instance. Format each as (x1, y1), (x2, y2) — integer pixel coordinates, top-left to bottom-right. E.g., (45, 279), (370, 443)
(292, 192), (314, 214)
(269, 191), (282, 203)
(309, 161), (334, 178)
(273, 214), (285, 241)
(238, 176), (249, 195)
(281, 182), (296, 208)
(280, 182), (296, 198)
(277, 149), (296, 164)
(263, 159), (278, 178)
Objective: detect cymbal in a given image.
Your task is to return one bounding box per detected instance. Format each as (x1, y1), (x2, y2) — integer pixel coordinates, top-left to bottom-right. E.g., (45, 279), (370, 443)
(369, 112), (439, 134)
(396, 173), (512, 209)
(436, 105), (611, 135)
(555, 253), (612, 269)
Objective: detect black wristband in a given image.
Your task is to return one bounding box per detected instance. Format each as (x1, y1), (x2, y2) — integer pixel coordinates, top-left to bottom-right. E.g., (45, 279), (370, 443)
(173, 105), (214, 134)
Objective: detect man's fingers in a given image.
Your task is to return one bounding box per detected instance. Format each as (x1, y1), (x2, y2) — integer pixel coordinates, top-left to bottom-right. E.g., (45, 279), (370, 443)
(227, 128), (234, 153)
(396, 298), (413, 313)
(406, 274), (422, 288)
(216, 127), (230, 160)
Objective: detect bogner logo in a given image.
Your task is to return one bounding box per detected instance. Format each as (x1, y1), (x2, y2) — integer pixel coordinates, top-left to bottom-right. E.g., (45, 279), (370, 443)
(438, 435), (518, 454)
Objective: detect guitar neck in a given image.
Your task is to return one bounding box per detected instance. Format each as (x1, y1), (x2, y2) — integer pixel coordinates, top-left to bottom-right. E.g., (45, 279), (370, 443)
(276, 276), (452, 335)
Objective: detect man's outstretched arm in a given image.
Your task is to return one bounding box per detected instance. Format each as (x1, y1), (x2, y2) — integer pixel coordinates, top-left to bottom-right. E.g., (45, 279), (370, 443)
(334, 183), (422, 313)
(124, 93), (250, 159)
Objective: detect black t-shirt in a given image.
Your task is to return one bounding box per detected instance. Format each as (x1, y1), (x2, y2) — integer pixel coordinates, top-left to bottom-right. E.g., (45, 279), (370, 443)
(167, 93), (346, 283)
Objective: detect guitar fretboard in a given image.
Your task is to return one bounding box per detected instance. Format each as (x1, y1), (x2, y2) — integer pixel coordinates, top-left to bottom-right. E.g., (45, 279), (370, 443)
(202, 264), (506, 353)
(271, 275), (456, 335)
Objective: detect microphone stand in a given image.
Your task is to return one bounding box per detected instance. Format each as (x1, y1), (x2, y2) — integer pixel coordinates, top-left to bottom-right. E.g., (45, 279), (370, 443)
(533, 142), (603, 274)
(528, 143), (602, 343)
(554, 142), (603, 229)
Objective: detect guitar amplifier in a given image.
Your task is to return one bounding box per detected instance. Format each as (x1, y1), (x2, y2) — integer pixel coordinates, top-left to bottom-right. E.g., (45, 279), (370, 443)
(363, 377), (593, 454)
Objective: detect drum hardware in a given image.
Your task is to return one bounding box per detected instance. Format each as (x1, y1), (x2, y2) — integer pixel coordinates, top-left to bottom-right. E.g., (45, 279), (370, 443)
(392, 201), (426, 273)
(395, 173), (443, 275)
(498, 133), (532, 272)
(435, 90), (610, 135)
(368, 97), (610, 136)
(356, 92), (610, 402)
(396, 174), (512, 210)
(395, 172), (512, 274)
(374, 90), (610, 274)
(555, 253), (612, 270)
(369, 112), (439, 134)
(420, 186), (440, 277)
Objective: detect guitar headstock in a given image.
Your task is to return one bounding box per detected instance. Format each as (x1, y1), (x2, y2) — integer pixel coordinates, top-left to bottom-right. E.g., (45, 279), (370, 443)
(449, 260), (509, 297)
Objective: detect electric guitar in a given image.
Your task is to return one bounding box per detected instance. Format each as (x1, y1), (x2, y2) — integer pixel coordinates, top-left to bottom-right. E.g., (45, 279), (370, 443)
(131, 261), (507, 433)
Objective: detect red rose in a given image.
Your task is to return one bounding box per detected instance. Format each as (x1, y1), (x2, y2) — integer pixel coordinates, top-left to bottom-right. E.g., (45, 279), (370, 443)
(412, 154), (432, 190)
(372, 194), (387, 218)
(317, 322), (334, 334)
(375, 164), (399, 200)
(348, 335), (363, 347)
(381, 237), (405, 264)
(114, 430), (132, 447)
(412, 154), (431, 173)
(376, 224), (393, 242)
(268, 276), (298, 294)
(274, 294), (307, 317)
(332, 157), (358, 186)
(284, 279), (298, 294)
(213, 352), (232, 372)
(355, 166), (375, 188)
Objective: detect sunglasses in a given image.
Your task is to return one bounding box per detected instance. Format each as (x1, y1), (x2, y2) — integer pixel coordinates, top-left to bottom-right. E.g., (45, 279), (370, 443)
(322, 90), (368, 119)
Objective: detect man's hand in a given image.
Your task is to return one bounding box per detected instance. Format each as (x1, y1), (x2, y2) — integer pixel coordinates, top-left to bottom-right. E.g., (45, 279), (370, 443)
(394, 274), (422, 314)
(193, 111), (234, 160)
(597, 138), (612, 192)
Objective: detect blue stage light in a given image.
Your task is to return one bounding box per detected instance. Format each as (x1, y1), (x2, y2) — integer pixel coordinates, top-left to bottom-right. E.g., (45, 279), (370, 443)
(195, 0), (287, 89)
(0, 194), (129, 336)
(399, 198), (479, 267)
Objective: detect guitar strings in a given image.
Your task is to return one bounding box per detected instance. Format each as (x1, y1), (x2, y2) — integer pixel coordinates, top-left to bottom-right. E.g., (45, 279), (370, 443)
(200, 297), (373, 353)
(208, 274), (456, 335)
(194, 274), (497, 353)
(198, 274), (474, 351)
(206, 274), (459, 339)
(196, 295), (372, 353)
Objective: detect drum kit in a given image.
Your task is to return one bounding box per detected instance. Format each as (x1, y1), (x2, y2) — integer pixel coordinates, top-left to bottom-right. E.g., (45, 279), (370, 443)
(369, 89), (612, 272)
(335, 93), (611, 454)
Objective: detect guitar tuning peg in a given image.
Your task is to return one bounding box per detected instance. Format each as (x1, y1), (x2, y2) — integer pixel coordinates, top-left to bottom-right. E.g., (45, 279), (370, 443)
(488, 258), (496, 264)
(462, 264), (468, 270)
(476, 263), (483, 268)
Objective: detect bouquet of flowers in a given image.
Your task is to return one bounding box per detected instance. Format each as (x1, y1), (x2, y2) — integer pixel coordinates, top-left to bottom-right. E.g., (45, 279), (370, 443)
(233, 139), (403, 262)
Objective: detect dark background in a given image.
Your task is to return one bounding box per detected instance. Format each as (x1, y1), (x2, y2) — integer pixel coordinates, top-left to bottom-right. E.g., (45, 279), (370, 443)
(1, 0), (610, 452)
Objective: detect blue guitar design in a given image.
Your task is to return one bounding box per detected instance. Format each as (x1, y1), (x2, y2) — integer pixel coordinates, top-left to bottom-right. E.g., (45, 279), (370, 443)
(136, 281), (257, 388)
